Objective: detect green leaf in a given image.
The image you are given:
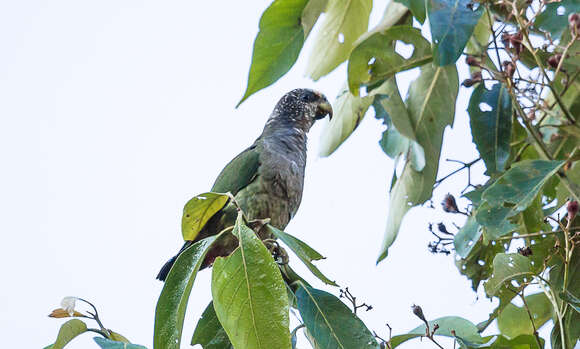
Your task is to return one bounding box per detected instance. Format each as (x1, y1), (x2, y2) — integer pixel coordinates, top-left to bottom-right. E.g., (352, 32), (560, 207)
(318, 85), (373, 156)
(454, 216), (482, 258)
(266, 225), (337, 286)
(498, 293), (552, 339)
(483, 160), (565, 210)
(47, 319), (87, 349)
(428, 0), (483, 65)
(191, 301), (233, 349)
(467, 83), (512, 176)
(476, 160), (565, 238)
(348, 26), (432, 94)
(390, 316), (483, 347)
(306, 0), (372, 80)
(455, 334), (543, 348)
(377, 64), (458, 262)
(211, 213), (291, 349)
(109, 331), (130, 343)
(456, 236), (504, 291)
(560, 290), (580, 313)
(238, 0), (311, 106)
(535, 0), (580, 38)
(465, 15), (492, 55)
(93, 337), (147, 349)
(295, 285), (379, 349)
(373, 79), (425, 171)
(395, 0), (427, 23)
(154, 235), (221, 349)
(301, 0), (328, 37)
(182, 192), (229, 241)
(484, 253), (535, 297)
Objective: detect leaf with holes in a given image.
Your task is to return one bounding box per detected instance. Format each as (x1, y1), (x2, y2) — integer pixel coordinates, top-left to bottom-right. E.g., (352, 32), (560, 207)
(390, 316), (484, 347)
(348, 26), (432, 94)
(154, 235), (222, 349)
(428, 0), (483, 65)
(238, 0), (323, 105)
(295, 285), (379, 349)
(211, 214), (291, 349)
(181, 192), (229, 241)
(191, 301), (233, 349)
(306, 0), (372, 80)
(378, 64), (458, 263)
(45, 319), (87, 349)
(482, 160), (565, 211)
(484, 253), (535, 297)
(535, 0), (580, 38)
(456, 237), (504, 291)
(267, 225), (337, 286)
(467, 83), (512, 176)
(497, 292), (553, 338)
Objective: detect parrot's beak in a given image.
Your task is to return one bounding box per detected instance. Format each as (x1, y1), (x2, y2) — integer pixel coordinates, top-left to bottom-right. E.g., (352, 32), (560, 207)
(315, 100), (333, 120)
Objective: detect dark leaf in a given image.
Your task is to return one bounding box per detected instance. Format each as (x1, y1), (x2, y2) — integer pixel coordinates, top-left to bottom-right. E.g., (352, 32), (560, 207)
(428, 0), (483, 65)
(191, 302), (233, 349)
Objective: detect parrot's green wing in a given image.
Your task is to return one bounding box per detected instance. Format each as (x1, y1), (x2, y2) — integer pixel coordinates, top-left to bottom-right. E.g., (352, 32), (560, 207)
(211, 144), (261, 195)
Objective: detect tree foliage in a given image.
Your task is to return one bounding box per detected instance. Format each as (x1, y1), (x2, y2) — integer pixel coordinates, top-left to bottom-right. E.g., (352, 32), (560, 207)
(46, 0), (580, 348)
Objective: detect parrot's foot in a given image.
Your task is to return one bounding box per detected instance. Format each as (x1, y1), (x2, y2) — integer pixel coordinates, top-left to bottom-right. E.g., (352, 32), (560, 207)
(263, 239), (289, 265)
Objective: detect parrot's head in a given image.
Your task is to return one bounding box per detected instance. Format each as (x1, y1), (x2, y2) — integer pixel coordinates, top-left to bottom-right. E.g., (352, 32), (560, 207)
(271, 88), (333, 132)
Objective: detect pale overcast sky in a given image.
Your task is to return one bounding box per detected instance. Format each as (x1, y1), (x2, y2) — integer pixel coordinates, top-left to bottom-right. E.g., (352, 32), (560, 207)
(0, 1), (551, 348)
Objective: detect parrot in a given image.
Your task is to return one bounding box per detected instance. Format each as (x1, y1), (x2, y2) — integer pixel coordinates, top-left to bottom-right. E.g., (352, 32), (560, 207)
(156, 88), (333, 281)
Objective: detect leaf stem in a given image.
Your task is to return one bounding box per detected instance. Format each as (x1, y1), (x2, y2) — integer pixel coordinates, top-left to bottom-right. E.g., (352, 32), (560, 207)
(519, 290), (544, 349)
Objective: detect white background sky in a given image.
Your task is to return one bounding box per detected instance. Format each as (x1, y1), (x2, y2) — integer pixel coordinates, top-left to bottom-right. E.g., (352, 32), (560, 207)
(0, 1), (553, 348)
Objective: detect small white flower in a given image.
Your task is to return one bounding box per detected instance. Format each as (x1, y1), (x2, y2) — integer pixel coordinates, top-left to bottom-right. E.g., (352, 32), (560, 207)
(61, 296), (78, 316)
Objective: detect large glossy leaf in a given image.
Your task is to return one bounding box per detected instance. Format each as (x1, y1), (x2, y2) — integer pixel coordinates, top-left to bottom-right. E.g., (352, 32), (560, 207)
(182, 192), (229, 241)
(373, 89), (425, 171)
(428, 0), (483, 65)
(191, 302), (233, 349)
(483, 160), (564, 210)
(475, 160), (565, 238)
(535, 0), (580, 38)
(378, 64), (458, 262)
(154, 235), (220, 349)
(306, 0), (372, 80)
(295, 285), (379, 349)
(497, 292), (552, 339)
(267, 225), (337, 286)
(484, 253), (535, 296)
(467, 83), (512, 176)
(211, 214), (291, 349)
(454, 216), (482, 258)
(238, 0), (313, 105)
(348, 26), (432, 94)
(46, 319), (87, 349)
(93, 338), (147, 349)
(390, 316), (483, 347)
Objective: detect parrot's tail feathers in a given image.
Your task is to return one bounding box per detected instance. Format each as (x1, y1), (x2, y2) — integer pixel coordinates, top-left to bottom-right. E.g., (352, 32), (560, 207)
(156, 255), (177, 282)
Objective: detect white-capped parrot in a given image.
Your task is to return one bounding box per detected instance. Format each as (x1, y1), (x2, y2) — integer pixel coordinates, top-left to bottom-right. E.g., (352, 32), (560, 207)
(157, 89), (332, 281)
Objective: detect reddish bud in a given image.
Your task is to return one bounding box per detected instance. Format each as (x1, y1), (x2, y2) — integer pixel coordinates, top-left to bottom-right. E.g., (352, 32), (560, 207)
(502, 61), (516, 78)
(568, 200), (579, 222)
(548, 54), (562, 69)
(471, 71), (482, 81)
(466, 55), (479, 66)
(442, 194), (459, 213)
(569, 13), (580, 34)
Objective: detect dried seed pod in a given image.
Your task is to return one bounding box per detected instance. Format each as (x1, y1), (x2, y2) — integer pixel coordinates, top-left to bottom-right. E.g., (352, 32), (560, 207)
(462, 78), (475, 87)
(502, 61), (515, 78)
(411, 304), (426, 322)
(466, 55), (479, 66)
(442, 193), (459, 213)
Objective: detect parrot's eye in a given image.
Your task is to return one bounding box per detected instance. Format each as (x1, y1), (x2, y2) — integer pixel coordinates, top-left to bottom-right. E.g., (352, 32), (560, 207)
(300, 92), (318, 103)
